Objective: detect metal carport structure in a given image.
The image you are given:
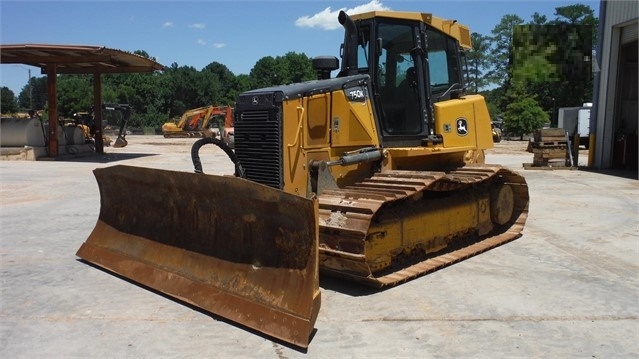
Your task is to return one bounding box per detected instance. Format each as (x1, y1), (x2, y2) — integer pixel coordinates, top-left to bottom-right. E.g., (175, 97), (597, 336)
(0, 44), (164, 157)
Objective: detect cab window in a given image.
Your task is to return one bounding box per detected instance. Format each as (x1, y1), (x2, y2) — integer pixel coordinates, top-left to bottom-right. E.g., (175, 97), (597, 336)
(426, 28), (461, 93)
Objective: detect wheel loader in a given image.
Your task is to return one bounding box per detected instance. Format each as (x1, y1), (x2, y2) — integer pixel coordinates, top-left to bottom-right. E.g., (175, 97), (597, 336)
(76, 10), (529, 349)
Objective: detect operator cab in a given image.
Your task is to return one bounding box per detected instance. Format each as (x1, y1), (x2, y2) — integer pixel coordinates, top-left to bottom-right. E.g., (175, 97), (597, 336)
(336, 11), (467, 147)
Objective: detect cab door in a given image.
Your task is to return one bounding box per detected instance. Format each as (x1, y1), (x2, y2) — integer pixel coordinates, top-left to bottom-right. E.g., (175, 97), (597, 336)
(373, 21), (430, 147)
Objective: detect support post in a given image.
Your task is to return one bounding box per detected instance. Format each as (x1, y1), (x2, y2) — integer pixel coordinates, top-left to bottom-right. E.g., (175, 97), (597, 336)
(93, 73), (103, 153)
(46, 64), (58, 158)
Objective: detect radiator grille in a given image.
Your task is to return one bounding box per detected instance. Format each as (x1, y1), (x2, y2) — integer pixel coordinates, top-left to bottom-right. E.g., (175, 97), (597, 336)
(234, 107), (282, 189)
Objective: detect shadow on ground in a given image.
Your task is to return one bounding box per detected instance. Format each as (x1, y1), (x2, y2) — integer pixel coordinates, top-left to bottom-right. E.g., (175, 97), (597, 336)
(59, 152), (158, 163)
(577, 166), (639, 180)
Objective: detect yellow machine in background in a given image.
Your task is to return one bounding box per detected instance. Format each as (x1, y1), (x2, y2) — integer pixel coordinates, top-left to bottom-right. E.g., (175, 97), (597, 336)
(77, 10), (529, 348)
(73, 104), (132, 148)
(492, 122), (503, 143)
(162, 105), (233, 139)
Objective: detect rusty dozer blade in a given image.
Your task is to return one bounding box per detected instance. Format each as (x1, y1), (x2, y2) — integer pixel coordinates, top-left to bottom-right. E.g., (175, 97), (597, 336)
(76, 165), (321, 348)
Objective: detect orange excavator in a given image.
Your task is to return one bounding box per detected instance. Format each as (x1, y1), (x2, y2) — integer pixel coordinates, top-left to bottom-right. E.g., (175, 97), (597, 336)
(77, 10), (529, 349)
(162, 105), (233, 140)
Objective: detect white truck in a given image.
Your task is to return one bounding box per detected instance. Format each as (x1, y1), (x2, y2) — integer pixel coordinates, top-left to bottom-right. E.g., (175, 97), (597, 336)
(557, 102), (592, 149)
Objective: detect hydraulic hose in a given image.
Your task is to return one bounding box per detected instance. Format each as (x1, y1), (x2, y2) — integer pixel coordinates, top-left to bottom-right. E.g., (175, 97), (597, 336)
(191, 137), (245, 178)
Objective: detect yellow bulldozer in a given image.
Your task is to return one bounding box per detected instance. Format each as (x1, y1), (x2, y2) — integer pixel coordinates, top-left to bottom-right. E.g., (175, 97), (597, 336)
(77, 10), (529, 349)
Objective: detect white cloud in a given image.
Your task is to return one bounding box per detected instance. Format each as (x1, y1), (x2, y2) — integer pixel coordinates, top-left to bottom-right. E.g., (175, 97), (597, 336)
(189, 23), (206, 29)
(213, 43), (226, 49)
(295, 7), (342, 30)
(162, 21), (174, 28)
(197, 39), (207, 45)
(295, 0), (390, 30)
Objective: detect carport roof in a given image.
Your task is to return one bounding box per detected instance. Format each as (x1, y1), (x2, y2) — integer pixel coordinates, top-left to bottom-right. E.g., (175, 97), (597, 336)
(0, 44), (164, 74)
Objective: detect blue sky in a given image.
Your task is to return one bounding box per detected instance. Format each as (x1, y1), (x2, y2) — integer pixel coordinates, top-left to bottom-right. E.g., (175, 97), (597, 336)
(1, 0), (599, 97)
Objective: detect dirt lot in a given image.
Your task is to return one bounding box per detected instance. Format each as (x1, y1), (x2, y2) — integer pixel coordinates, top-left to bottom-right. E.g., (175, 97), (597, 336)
(487, 139), (530, 155)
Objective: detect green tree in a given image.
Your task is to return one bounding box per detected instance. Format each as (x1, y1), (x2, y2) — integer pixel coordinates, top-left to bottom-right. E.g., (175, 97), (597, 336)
(57, 74), (92, 117)
(1, 87), (19, 113)
(162, 63), (204, 117)
(15, 48), (316, 131)
(503, 81), (549, 139)
(551, 4), (597, 108)
(553, 4), (597, 25)
(511, 4), (597, 124)
(249, 52), (315, 89)
(281, 52), (316, 84)
(512, 25), (560, 83)
(116, 72), (166, 128)
(235, 74), (252, 96)
(530, 12), (548, 25)
(488, 14), (525, 87)
(486, 4), (598, 126)
(466, 32), (492, 93)
(202, 62), (240, 105)
(18, 76), (47, 110)
(250, 56), (283, 88)
(482, 86), (505, 120)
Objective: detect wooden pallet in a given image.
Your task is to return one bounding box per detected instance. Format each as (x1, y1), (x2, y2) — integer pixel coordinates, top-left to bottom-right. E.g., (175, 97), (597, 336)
(535, 140), (568, 147)
(534, 128), (566, 142)
(526, 128), (572, 168)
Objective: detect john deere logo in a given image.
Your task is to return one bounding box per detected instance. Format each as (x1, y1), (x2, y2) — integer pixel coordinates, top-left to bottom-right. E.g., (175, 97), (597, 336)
(456, 118), (468, 136)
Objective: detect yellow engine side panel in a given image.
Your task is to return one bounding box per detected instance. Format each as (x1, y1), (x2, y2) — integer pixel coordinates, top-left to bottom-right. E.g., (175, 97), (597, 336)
(305, 94), (331, 149)
(281, 98), (309, 196)
(330, 89), (379, 148)
(433, 95), (494, 150)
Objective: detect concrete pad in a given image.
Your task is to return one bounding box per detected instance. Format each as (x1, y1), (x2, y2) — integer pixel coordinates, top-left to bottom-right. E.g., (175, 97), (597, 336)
(0, 137), (637, 358)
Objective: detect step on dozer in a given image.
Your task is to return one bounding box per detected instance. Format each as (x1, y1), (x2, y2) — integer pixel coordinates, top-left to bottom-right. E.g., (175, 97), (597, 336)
(76, 165), (321, 348)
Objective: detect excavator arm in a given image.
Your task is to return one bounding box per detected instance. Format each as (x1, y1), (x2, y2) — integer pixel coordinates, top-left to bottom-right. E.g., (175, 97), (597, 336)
(103, 104), (131, 148)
